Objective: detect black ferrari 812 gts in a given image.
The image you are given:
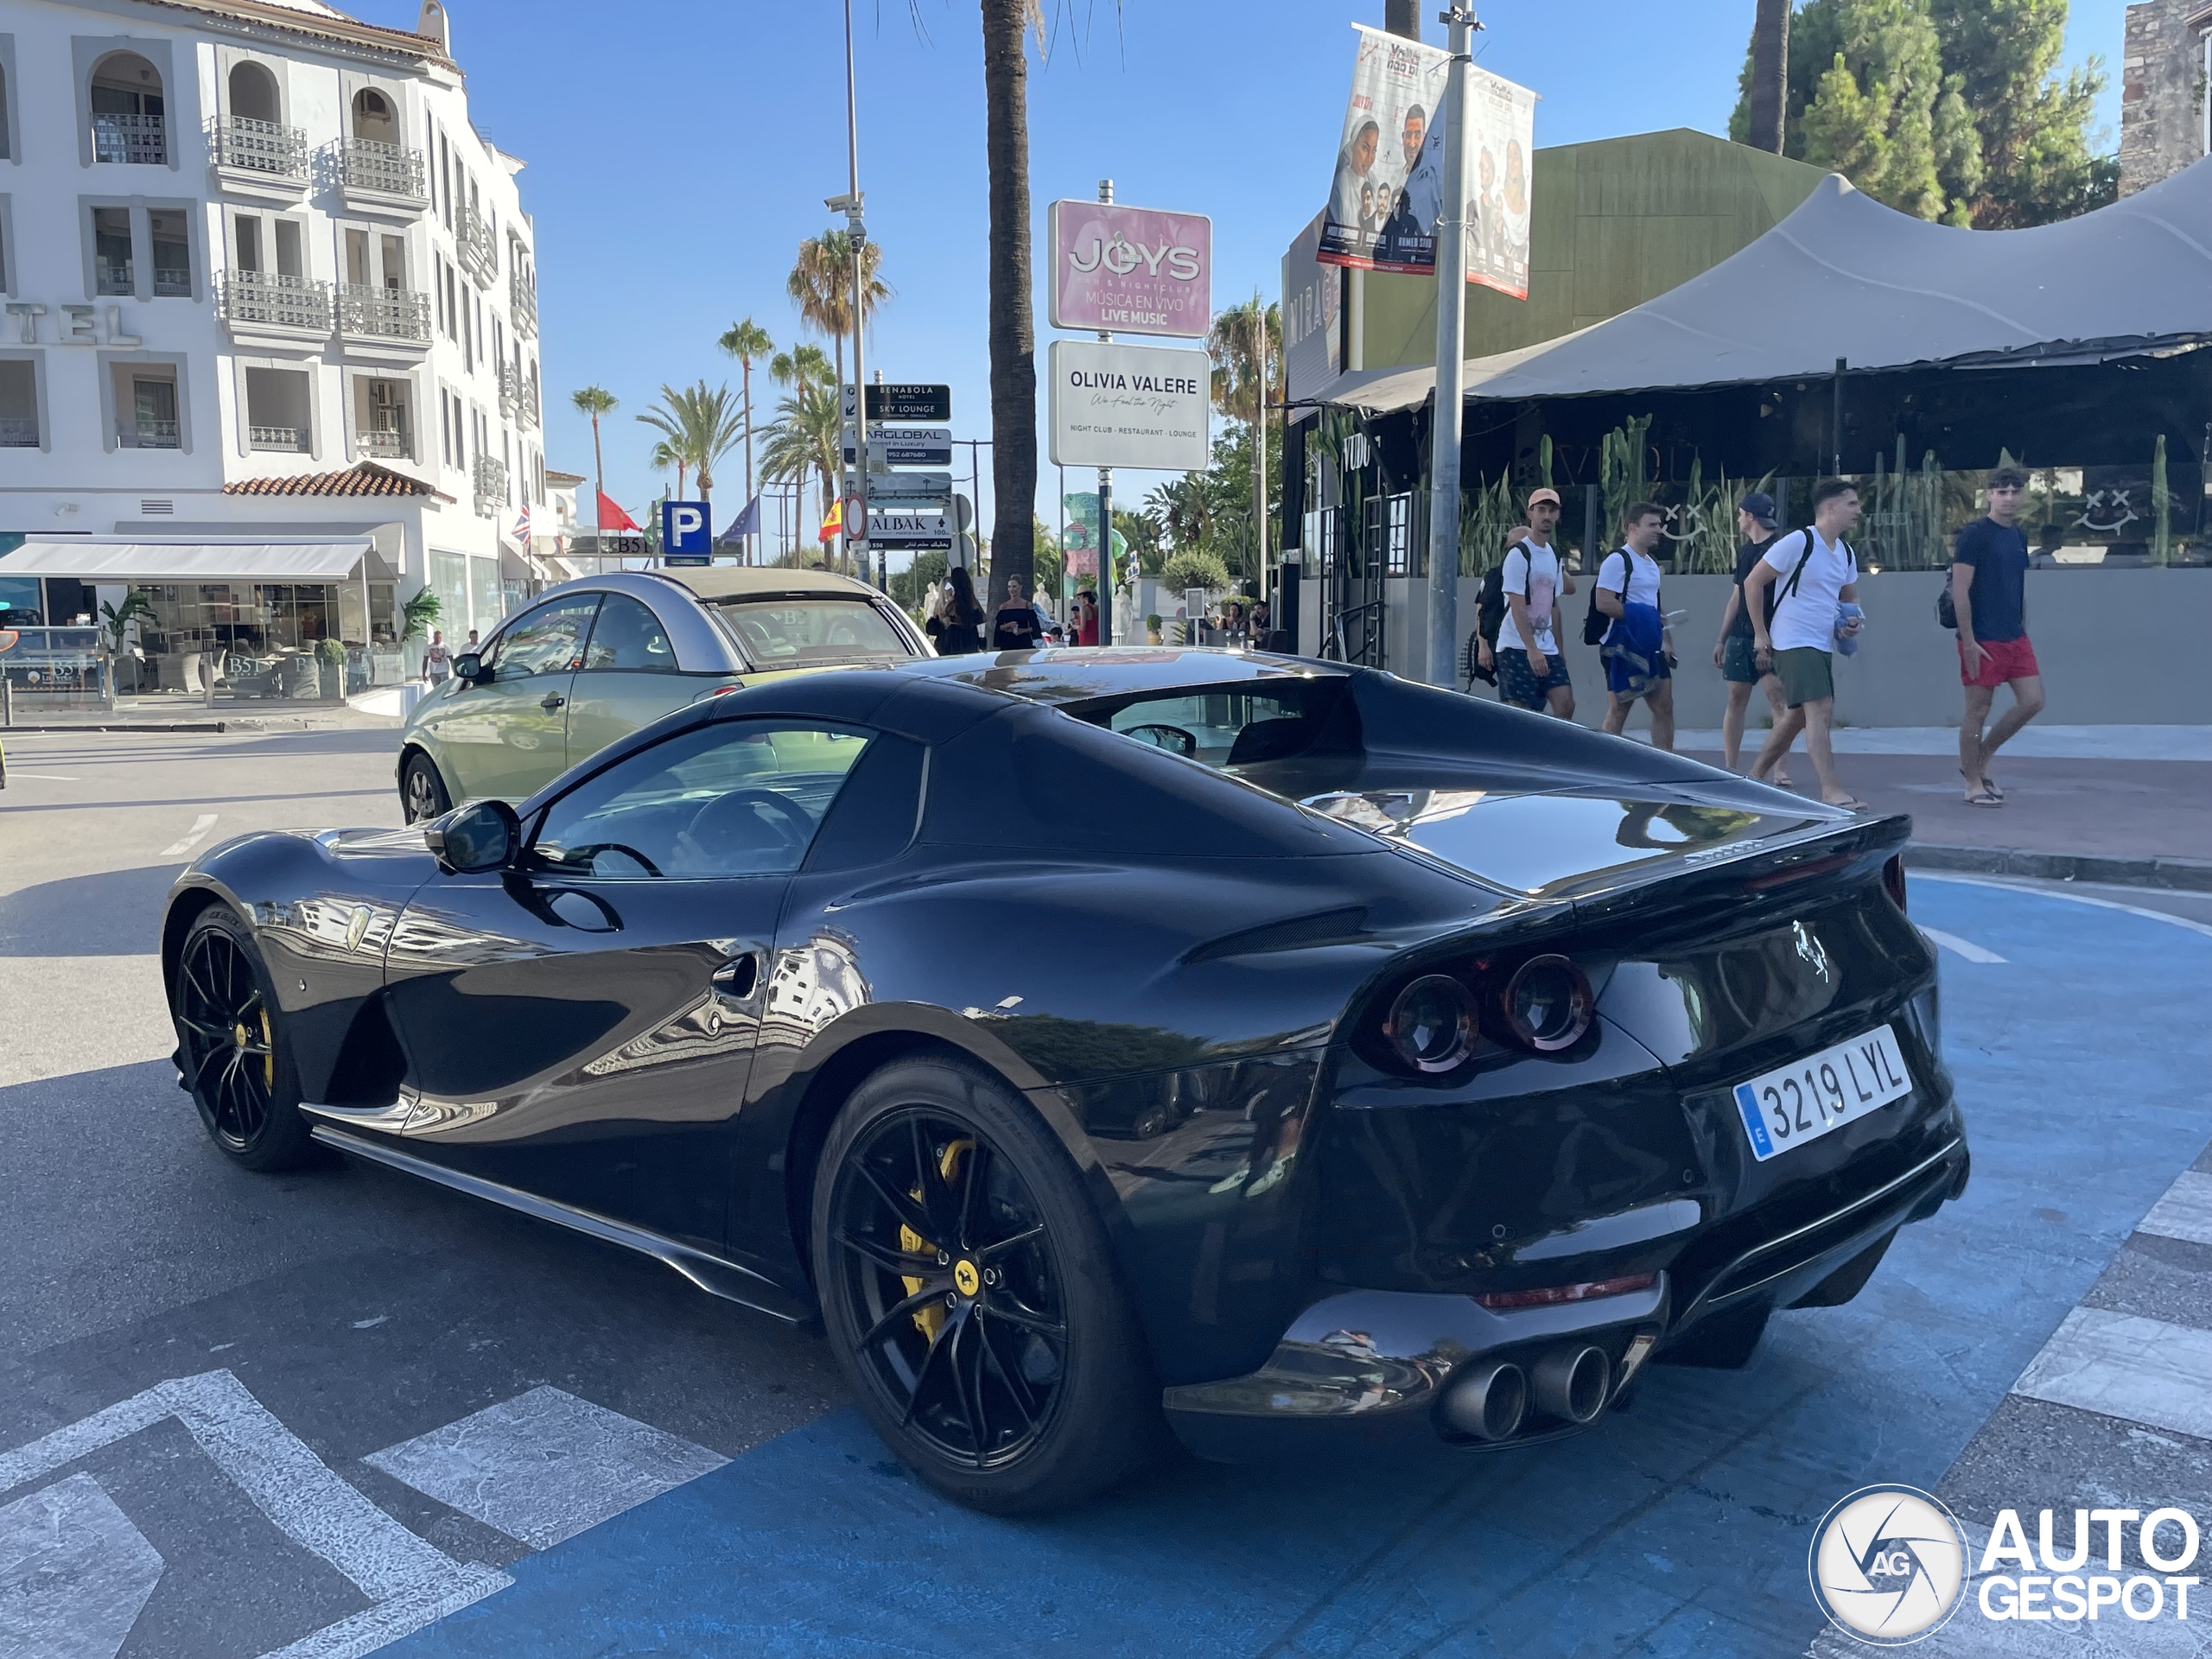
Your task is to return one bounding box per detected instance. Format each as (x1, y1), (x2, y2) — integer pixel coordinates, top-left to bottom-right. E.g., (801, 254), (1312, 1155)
(162, 649), (1965, 1512)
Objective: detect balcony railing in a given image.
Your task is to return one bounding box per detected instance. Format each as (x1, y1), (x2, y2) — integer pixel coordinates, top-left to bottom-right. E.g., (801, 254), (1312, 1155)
(339, 137), (429, 202)
(124, 417), (181, 450)
(358, 427), (410, 460)
(337, 283), (431, 342)
(219, 269), (333, 333)
(208, 115), (307, 180)
(518, 374), (541, 431)
(0, 417), (38, 448)
(496, 361), (519, 419)
(152, 264), (193, 298)
(96, 260), (135, 296)
(249, 424), (308, 452)
(510, 270), (537, 338)
(92, 112), (167, 165)
(457, 202), (498, 284)
(473, 454), (508, 514)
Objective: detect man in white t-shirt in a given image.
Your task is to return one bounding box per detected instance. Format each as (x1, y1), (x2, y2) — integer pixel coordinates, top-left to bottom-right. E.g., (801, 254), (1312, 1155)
(1592, 501), (1675, 750)
(1742, 479), (1866, 809)
(1493, 486), (1577, 719)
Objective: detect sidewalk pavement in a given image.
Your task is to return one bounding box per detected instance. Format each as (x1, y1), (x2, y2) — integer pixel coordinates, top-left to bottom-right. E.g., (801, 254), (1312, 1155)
(0, 699), (400, 734)
(1664, 727), (2212, 889)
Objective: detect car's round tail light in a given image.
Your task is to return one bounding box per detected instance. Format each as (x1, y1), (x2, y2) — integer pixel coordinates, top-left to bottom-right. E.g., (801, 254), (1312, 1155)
(1384, 975), (1480, 1074)
(1503, 955), (1593, 1052)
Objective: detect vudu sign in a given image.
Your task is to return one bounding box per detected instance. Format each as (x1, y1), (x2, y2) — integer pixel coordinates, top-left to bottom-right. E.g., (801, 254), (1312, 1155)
(662, 501), (712, 565)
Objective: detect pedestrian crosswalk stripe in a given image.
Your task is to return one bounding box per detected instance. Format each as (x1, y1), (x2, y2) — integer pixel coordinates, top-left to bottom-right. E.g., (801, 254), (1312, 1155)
(2012, 1306), (2212, 1443)
(2136, 1170), (2212, 1249)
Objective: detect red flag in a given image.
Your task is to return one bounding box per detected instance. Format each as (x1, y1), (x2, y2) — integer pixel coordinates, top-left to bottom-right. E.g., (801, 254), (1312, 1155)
(596, 490), (640, 531)
(817, 498), (843, 544)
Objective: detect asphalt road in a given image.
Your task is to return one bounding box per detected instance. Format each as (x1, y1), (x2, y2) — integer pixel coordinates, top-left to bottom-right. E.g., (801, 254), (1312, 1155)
(3, 728), (2210, 1659)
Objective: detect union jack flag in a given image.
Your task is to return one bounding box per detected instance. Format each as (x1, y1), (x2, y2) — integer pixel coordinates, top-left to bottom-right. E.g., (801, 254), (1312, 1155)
(508, 504), (533, 544)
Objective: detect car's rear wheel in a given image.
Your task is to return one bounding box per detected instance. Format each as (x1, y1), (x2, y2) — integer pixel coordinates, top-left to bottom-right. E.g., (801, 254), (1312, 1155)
(171, 907), (314, 1172)
(812, 1056), (1159, 1514)
(401, 751), (449, 823)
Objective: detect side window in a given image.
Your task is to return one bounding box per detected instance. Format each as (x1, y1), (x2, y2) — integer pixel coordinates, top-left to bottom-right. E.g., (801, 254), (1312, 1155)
(488, 594), (598, 682)
(530, 721), (872, 880)
(580, 593), (676, 672)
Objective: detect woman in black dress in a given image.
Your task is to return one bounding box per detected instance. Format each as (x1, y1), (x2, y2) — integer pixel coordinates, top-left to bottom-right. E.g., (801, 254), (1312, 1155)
(991, 576), (1044, 652)
(927, 567), (985, 656)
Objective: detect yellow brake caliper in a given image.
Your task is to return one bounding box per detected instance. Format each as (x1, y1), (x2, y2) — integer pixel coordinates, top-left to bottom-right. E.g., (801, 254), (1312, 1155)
(899, 1137), (974, 1341)
(262, 1008), (275, 1090)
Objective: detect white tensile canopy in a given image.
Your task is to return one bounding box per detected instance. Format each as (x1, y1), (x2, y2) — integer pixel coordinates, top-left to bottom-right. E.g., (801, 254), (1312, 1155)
(1319, 162), (2212, 414)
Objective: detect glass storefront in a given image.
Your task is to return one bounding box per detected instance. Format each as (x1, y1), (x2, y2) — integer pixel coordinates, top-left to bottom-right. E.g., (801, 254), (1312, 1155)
(426, 548), (511, 647)
(121, 580), (401, 700)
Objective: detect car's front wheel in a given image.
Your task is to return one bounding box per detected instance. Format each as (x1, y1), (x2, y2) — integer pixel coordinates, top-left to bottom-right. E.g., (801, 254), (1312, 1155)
(171, 906), (315, 1171)
(400, 751), (449, 823)
(812, 1056), (1159, 1514)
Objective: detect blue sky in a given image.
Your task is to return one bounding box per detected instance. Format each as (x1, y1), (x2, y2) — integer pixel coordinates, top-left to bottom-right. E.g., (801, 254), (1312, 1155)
(345, 0), (2126, 555)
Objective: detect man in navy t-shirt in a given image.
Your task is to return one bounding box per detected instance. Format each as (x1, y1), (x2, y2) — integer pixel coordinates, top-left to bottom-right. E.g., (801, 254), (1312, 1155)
(1950, 464), (2046, 806)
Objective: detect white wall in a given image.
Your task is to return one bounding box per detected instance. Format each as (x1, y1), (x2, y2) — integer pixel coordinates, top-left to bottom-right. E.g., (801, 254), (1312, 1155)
(1302, 568), (2212, 727)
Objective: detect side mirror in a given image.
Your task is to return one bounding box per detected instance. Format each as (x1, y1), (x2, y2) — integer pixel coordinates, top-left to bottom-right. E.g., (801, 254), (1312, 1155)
(453, 652), (486, 683)
(423, 799), (520, 874)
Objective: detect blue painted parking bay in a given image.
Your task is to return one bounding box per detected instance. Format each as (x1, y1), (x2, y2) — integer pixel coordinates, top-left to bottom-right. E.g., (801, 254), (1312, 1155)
(386, 879), (2212, 1658)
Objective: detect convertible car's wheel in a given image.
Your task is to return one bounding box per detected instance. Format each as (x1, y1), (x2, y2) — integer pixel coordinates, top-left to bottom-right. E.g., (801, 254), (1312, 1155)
(401, 752), (449, 823)
(812, 1057), (1159, 1514)
(172, 907), (314, 1172)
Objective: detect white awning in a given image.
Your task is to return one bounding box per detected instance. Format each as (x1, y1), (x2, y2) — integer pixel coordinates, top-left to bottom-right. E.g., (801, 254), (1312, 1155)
(0, 539), (377, 582)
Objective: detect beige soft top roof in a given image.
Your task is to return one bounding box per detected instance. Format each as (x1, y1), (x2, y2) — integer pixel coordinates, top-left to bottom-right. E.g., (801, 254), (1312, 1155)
(654, 567), (885, 602)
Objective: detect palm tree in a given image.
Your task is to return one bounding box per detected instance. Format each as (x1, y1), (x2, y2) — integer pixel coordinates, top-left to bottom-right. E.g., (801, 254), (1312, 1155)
(760, 378), (843, 569)
(570, 385), (617, 522)
(771, 344), (833, 391)
(1746, 0), (1788, 152)
(634, 381), (746, 503)
(1206, 294), (1283, 584)
(981, 0), (1044, 607)
(647, 437), (684, 502)
(718, 317), (775, 561)
(787, 231), (890, 414)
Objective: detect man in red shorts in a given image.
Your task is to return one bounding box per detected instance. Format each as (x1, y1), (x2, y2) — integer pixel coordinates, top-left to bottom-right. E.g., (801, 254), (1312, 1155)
(1951, 465), (2046, 807)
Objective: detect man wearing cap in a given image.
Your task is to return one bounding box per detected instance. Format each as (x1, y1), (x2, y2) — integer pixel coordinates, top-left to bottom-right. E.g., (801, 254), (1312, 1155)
(1494, 487), (1576, 719)
(1712, 492), (1795, 785)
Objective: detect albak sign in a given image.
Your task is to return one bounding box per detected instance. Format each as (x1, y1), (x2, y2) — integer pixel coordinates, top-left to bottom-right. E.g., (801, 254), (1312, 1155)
(1049, 200), (1211, 339)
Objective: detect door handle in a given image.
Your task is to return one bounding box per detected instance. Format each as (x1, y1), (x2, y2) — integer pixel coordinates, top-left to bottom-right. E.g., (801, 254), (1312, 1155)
(540, 693), (565, 710)
(711, 953), (760, 999)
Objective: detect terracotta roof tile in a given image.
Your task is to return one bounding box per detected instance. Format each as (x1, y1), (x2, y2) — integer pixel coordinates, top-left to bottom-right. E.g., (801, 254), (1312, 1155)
(223, 461), (454, 500)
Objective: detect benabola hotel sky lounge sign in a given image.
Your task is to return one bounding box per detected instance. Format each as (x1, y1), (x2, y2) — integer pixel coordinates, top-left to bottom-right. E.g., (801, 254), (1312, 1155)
(1048, 200), (1212, 338)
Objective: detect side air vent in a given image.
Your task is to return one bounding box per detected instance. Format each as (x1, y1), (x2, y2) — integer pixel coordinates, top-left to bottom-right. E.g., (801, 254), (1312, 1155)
(141, 499), (175, 515)
(1183, 906), (1369, 964)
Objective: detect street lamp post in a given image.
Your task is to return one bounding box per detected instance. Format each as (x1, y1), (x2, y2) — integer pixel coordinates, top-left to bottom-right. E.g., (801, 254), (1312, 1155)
(1426, 3), (1481, 689)
(834, 0), (877, 588)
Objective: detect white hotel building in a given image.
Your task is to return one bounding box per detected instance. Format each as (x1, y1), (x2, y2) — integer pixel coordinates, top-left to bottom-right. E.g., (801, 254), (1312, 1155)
(0, 0), (549, 703)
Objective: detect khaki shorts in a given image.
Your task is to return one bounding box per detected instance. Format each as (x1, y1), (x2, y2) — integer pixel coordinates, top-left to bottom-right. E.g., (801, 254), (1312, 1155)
(1770, 646), (1834, 709)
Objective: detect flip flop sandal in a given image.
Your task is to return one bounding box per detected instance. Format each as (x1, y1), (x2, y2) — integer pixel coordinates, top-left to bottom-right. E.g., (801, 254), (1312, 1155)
(1961, 768), (2005, 803)
(1964, 789), (2004, 808)
(1828, 797), (1872, 812)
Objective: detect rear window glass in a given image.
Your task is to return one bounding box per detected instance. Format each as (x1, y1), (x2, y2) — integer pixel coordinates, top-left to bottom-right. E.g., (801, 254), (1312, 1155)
(708, 597), (914, 668)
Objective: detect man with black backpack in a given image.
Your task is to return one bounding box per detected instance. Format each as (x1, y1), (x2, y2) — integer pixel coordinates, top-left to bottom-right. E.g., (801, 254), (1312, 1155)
(1947, 465), (2044, 807)
(1742, 478), (1868, 810)
(1488, 487), (1577, 718)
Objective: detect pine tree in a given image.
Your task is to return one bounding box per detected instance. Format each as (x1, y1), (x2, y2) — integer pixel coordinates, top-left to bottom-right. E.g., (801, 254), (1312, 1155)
(1729, 0), (2112, 226)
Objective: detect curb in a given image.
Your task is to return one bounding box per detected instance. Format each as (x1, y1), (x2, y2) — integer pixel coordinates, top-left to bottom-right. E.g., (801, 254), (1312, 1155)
(1907, 842), (2212, 893)
(3, 721), (228, 734)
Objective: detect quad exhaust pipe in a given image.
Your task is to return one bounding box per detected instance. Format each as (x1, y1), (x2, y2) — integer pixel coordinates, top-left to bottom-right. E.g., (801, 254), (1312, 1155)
(1440, 1344), (1612, 1442)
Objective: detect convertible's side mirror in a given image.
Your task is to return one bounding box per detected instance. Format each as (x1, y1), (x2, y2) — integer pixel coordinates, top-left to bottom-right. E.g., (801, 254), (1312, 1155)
(424, 799), (520, 874)
(453, 652), (486, 683)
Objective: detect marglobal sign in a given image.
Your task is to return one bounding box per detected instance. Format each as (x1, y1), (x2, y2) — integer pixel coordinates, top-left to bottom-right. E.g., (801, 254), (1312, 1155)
(1049, 200), (1212, 338)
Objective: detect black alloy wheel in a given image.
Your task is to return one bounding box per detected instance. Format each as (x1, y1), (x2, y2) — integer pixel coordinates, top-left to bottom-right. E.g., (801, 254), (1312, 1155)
(401, 752), (450, 824)
(172, 908), (314, 1171)
(813, 1057), (1159, 1514)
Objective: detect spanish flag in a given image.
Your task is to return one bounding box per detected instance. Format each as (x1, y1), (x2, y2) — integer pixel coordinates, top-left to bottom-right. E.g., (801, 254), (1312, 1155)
(817, 497), (842, 544)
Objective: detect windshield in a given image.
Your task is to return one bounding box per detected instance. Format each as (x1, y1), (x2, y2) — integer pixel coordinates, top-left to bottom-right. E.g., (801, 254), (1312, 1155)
(706, 596), (914, 669)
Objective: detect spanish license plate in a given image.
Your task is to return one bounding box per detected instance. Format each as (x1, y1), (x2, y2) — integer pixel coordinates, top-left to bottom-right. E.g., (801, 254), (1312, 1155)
(1732, 1025), (1913, 1162)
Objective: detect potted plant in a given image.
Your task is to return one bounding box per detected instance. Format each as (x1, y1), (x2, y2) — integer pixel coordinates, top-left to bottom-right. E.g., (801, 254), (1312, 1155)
(99, 589), (155, 693)
(1146, 613), (1164, 645)
(315, 637), (347, 700)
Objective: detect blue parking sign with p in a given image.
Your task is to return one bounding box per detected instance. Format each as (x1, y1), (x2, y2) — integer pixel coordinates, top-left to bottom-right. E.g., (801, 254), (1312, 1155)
(662, 500), (712, 563)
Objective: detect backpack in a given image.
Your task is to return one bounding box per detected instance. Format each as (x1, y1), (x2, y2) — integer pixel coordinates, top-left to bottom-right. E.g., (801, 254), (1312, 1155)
(1583, 550), (1618, 645)
(1935, 584), (1958, 630)
(1474, 547), (1519, 647)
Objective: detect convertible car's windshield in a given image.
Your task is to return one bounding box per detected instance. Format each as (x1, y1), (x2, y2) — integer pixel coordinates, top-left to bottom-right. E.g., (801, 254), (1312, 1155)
(707, 596), (915, 669)
(531, 722), (869, 879)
